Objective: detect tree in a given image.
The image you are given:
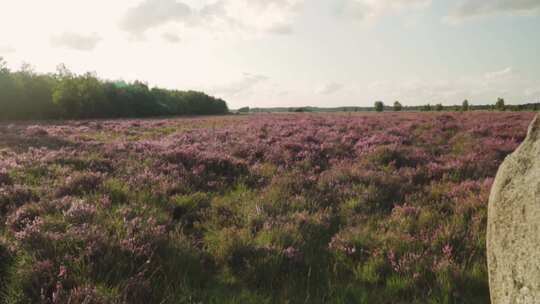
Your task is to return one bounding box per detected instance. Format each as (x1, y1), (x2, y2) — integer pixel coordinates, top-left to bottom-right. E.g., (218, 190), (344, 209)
(435, 103), (443, 111)
(238, 106), (250, 113)
(393, 101), (402, 112)
(1, 58), (230, 120)
(0, 57), (15, 120)
(421, 104), (432, 112)
(374, 101), (384, 112)
(0, 57), (8, 74)
(52, 68), (81, 118)
(462, 99), (469, 111)
(11, 63), (57, 119)
(496, 98), (505, 111)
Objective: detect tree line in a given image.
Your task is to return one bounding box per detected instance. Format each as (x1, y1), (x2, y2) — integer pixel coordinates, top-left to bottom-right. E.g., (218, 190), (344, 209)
(0, 58), (228, 121)
(375, 98), (540, 112)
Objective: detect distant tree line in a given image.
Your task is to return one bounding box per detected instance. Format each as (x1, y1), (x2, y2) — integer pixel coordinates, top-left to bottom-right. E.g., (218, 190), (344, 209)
(374, 98), (540, 112)
(0, 58), (228, 121)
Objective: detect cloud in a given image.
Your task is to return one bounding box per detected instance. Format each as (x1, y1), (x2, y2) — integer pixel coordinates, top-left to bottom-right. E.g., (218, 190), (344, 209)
(119, 0), (303, 38)
(50, 32), (102, 51)
(0, 45), (15, 54)
(448, 0), (540, 21)
(524, 86), (540, 99)
(485, 67), (513, 80)
(341, 0), (431, 22)
(209, 0), (303, 35)
(362, 67), (529, 105)
(316, 82), (344, 95)
(267, 24), (294, 35)
(162, 32), (182, 43)
(120, 0), (192, 36)
(211, 73), (269, 97)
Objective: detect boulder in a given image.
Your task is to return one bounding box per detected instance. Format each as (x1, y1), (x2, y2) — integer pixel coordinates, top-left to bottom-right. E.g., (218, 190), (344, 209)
(488, 115), (540, 304)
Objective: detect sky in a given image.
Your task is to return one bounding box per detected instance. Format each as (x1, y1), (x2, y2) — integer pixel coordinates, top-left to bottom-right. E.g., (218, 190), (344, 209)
(1, 0), (540, 109)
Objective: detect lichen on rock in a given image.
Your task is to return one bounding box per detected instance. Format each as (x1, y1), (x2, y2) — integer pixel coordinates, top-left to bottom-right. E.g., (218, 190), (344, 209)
(488, 115), (540, 304)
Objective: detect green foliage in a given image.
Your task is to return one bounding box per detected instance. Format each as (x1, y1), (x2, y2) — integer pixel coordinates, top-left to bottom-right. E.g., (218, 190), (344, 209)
(393, 101), (402, 112)
(53, 71), (108, 118)
(294, 107), (311, 113)
(0, 62), (59, 120)
(374, 101), (384, 112)
(421, 104), (432, 111)
(435, 103), (443, 111)
(462, 99), (469, 111)
(2, 112), (524, 304)
(495, 98), (505, 111)
(0, 60), (228, 120)
(238, 107), (250, 113)
(104, 178), (130, 204)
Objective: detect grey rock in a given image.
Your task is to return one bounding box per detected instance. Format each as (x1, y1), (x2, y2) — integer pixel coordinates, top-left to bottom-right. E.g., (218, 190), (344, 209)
(488, 115), (540, 304)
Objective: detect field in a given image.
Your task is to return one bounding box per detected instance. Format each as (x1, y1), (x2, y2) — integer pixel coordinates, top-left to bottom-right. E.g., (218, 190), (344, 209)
(0, 112), (535, 304)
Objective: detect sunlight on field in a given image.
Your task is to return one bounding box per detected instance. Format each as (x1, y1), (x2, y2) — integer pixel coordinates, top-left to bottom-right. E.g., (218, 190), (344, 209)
(0, 112), (535, 303)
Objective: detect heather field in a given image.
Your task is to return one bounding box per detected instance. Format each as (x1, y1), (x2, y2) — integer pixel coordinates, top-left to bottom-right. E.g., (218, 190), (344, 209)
(0, 112), (535, 304)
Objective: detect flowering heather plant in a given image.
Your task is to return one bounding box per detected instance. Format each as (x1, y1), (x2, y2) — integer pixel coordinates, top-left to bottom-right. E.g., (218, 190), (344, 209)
(25, 125), (49, 137)
(0, 170), (12, 186)
(55, 171), (104, 197)
(0, 185), (35, 216)
(0, 112), (535, 303)
(63, 199), (97, 224)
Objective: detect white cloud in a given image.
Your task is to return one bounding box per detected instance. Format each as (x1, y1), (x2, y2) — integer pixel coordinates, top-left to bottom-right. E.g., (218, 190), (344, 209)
(361, 67), (530, 105)
(119, 0), (303, 38)
(50, 32), (102, 51)
(524, 86), (540, 99)
(211, 73), (269, 97)
(484, 67), (513, 80)
(209, 0), (303, 35)
(0, 45), (15, 54)
(448, 0), (540, 22)
(120, 0), (192, 36)
(341, 0), (431, 22)
(162, 32), (182, 43)
(316, 82), (344, 95)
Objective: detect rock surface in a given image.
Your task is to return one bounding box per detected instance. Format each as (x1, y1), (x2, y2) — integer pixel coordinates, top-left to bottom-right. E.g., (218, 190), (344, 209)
(488, 115), (540, 304)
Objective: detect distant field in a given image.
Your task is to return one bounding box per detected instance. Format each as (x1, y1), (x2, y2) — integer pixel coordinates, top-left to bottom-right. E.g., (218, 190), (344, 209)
(0, 112), (535, 304)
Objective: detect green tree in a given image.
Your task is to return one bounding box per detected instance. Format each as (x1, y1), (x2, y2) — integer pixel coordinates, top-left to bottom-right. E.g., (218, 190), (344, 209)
(1, 59), (229, 120)
(11, 63), (57, 119)
(374, 101), (384, 112)
(0, 57), (7, 74)
(238, 106), (250, 113)
(393, 101), (402, 112)
(496, 98), (505, 111)
(52, 66), (81, 118)
(435, 103), (443, 111)
(421, 104), (432, 111)
(0, 57), (15, 120)
(462, 99), (469, 111)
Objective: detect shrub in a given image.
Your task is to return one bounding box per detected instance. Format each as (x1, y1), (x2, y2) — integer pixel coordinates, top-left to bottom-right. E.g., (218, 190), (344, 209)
(63, 199), (97, 224)
(0, 170), (13, 186)
(0, 185), (36, 216)
(170, 192), (210, 227)
(6, 203), (42, 232)
(55, 172), (104, 197)
(103, 178), (129, 204)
